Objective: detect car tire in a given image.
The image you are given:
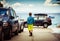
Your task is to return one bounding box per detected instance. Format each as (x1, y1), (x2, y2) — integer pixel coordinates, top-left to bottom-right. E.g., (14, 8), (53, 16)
(4, 27), (11, 40)
(21, 29), (23, 32)
(43, 23), (48, 28)
(14, 30), (18, 35)
(18, 30), (21, 33)
(3, 26), (12, 40)
(1, 32), (4, 41)
(25, 24), (27, 28)
(21, 24), (24, 32)
(0, 31), (4, 41)
(18, 24), (21, 33)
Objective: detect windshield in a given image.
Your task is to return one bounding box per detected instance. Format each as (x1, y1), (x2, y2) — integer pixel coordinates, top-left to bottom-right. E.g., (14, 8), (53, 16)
(0, 9), (8, 16)
(34, 16), (47, 20)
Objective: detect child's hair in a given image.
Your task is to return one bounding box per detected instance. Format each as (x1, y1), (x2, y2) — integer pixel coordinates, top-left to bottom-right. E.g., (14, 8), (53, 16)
(29, 12), (32, 16)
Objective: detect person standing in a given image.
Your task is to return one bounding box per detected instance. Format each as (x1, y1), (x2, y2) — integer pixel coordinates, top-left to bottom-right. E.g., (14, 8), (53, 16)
(27, 12), (34, 36)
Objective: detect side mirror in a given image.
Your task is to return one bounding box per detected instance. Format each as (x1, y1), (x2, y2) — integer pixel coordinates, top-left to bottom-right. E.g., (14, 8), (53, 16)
(10, 16), (14, 19)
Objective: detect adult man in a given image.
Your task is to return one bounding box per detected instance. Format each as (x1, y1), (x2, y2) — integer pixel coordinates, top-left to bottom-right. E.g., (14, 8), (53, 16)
(27, 12), (34, 36)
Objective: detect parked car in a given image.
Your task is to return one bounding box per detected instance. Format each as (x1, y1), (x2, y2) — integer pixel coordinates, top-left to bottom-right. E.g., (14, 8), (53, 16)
(21, 14), (52, 28)
(0, 7), (23, 40)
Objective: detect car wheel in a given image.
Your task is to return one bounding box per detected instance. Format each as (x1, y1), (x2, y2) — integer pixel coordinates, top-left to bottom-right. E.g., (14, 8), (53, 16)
(0, 30), (4, 41)
(43, 23), (48, 28)
(18, 27), (21, 33)
(4, 27), (11, 40)
(0, 33), (4, 41)
(14, 30), (18, 35)
(18, 24), (21, 33)
(21, 24), (24, 32)
(25, 24), (27, 28)
(1, 32), (4, 41)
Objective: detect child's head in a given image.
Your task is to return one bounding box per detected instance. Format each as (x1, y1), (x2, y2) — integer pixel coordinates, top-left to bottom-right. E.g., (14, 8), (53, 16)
(29, 12), (32, 16)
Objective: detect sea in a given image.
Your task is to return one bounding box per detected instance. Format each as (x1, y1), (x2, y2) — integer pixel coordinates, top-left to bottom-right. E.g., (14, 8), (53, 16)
(17, 13), (60, 28)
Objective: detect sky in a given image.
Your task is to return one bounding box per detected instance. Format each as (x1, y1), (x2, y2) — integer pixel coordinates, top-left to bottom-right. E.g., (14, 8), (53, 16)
(1, 0), (60, 13)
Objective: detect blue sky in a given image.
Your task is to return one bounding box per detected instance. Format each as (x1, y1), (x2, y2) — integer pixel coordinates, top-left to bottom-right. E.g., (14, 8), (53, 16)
(6, 0), (45, 4)
(0, 0), (60, 13)
(3, 0), (60, 13)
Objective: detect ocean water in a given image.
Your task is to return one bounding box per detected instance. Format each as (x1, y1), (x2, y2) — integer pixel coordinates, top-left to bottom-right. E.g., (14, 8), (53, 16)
(17, 13), (60, 27)
(48, 14), (60, 25)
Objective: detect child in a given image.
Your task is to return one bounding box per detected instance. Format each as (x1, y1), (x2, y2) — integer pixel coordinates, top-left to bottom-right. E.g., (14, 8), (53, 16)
(27, 12), (34, 36)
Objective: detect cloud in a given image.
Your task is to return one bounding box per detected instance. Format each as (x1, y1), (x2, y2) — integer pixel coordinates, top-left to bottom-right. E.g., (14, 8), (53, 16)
(28, 4), (34, 7)
(11, 2), (60, 13)
(45, 0), (51, 4)
(11, 2), (23, 8)
(44, 0), (59, 6)
(11, 2), (35, 13)
(2, 1), (59, 13)
(11, 2), (34, 8)
(11, 2), (26, 12)
(0, 0), (10, 7)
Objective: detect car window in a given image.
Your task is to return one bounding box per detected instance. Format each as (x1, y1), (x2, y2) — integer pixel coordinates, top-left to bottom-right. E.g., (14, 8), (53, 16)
(39, 16), (46, 20)
(0, 9), (8, 16)
(34, 16), (47, 20)
(10, 9), (16, 18)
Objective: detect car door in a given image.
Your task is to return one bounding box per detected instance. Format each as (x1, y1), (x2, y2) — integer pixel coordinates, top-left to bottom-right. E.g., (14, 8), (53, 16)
(10, 8), (18, 32)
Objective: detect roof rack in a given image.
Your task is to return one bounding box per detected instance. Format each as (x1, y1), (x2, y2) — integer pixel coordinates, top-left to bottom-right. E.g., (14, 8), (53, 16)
(34, 13), (47, 16)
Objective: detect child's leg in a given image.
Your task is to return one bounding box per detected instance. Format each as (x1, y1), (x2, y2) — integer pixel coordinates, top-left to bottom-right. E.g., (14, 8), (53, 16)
(29, 30), (33, 36)
(28, 24), (33, 36)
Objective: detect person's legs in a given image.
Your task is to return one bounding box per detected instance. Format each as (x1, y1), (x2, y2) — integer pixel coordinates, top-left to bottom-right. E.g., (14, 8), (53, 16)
(29, 30), (32, 36)
(28, 31), (32, 36)
(28, 24), (33, 36)
(30, 24), (33, 36)
(29, 30), (31, 36)
(28, 25), (31, 36)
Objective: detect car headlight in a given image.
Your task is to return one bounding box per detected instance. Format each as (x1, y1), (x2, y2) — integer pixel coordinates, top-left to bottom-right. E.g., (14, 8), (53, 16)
(3, 22), (8, 26)
(3, 20), (8, 26)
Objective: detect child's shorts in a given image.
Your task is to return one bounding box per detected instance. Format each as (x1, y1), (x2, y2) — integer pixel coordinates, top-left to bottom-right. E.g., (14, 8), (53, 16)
(28, 24), (33, 31)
